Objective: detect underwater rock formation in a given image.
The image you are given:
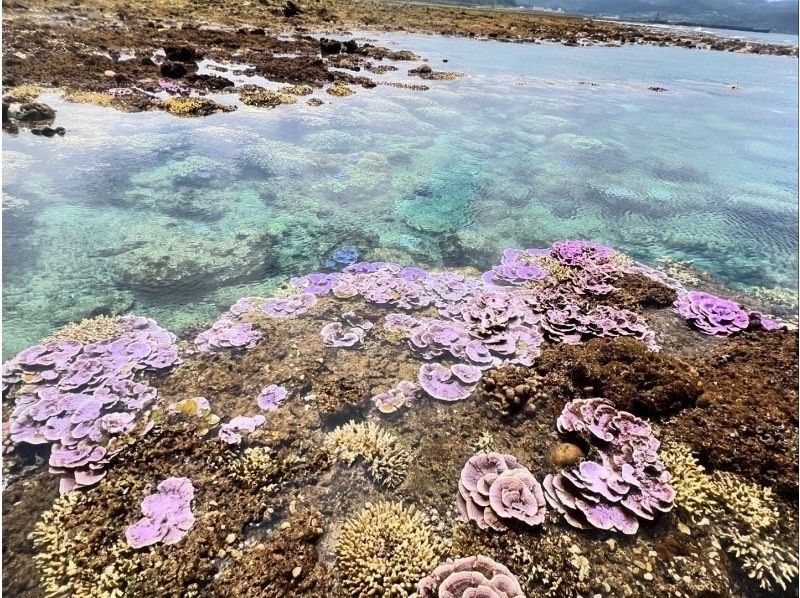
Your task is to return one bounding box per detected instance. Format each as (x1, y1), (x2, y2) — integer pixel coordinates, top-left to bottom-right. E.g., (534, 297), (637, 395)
(412, 555), (525, 598)
(543, 398), (675, 534)
(3, 316), (180, 493)
(336, 501), (446, 597)
(125, 477), (195, 549)
(542, 337), (704, 417)
(457, 452), (546, 531)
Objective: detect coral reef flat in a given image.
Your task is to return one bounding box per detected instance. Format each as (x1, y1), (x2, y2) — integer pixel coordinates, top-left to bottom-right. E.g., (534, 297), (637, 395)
(1, 0), (797, 595)
(2, 243), (798, 597)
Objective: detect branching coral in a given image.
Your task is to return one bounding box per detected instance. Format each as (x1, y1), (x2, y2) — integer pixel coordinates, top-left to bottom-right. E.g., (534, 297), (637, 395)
(33, 492), (136, 598)
(325, 421), (410, 488)
(336, 501), (446, 597)
(231, 446), (279, 487)
(44, 315), (122, 344)
(661, 442), (799, 593)
(412, 555), (525, 598)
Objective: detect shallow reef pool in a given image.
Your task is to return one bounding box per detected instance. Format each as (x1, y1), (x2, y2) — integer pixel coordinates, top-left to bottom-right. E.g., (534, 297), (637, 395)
(2, 33), (797, 357)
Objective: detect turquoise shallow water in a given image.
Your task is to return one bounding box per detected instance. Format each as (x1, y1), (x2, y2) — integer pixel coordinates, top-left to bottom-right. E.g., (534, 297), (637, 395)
(2, 34), (797, 357)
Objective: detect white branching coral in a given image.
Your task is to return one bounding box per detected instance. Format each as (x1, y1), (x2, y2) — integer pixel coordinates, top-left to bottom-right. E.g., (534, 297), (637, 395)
(661, 442), (798, 593)
(336, 501), (446, 597)
(32, 492), (135, 598)
(325, 421), (410, 488)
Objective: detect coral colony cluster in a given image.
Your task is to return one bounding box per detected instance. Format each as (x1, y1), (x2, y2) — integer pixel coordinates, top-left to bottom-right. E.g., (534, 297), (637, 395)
(371, 380), (419, 414)
(2, 240), (791, 595)
(543, 398), (675, 534)
(3, 316), (180, 493)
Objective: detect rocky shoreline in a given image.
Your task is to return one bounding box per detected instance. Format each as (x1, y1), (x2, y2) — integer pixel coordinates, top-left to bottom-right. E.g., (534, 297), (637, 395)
(2, 0), (796, 125)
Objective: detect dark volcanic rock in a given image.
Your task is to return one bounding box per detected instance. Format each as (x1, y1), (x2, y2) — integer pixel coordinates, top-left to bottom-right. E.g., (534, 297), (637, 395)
(320, 38), (342, 55)
(159, 61), (188, 78)
(163, 45), (202, 63)
(283, 0), (301, 17)
(12, 101), (55, 122)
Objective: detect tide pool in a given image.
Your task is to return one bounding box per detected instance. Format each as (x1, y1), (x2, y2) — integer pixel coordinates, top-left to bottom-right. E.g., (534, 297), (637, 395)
(3, 34), (797, 357)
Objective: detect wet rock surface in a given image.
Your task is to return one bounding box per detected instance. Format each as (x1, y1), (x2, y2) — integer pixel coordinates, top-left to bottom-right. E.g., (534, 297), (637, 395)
(1, 0), (794, 120)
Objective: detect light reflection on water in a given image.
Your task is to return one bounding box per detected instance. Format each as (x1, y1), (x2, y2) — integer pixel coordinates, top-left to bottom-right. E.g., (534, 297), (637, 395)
(2, 33), (797, 357)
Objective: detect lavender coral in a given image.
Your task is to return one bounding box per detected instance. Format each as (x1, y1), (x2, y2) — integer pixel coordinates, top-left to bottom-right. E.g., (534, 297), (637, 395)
(194, 319), (261, 351)
(260, 293), (317, 317)
(4, 316), (180, 493)
(418, 363), (482, 402)
(543, 398), (675, 534)
(372, 381), (419, 414)
(218, 415), (266, 444)
(321, 322), (366, 347)
(256, 384), (288, 411)
(125, 477), (195, 549)
(482, 247), (551, 287)
(457, 452), (546, 531)
(412, 555), (525, 598)
(674, 291), (749, 336)
(290, 272), (341, 295)
(551, 240), (615, 266)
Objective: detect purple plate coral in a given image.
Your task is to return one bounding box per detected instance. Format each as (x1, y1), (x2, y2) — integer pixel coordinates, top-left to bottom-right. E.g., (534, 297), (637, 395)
(543, 398), (675, 534)
(218, 415), (266, 444)
(4, 316), (180, 493)
(418, 363), (482, 402)
(321, 322), (366, 347)
(372, 380), (419, 414)
(256, 384), (288, 411)
(457, 452), (546, 531)
(674, 291), (749, 336)
(126, 477), (195, 549)
(412, 555), (525, 598)
(194, 319), (261, 352)
(260, 293), (317, 318)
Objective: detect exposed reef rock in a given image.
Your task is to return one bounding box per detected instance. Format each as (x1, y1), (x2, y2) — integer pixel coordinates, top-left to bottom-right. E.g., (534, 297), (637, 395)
(538, 337), (704, 417)
(668, 329), (799, 498)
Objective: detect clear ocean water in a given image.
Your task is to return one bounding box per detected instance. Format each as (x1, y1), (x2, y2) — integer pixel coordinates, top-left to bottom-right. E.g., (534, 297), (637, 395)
(2, 34), (797, 358)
